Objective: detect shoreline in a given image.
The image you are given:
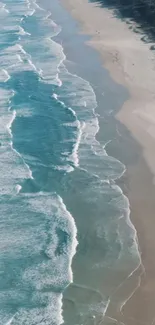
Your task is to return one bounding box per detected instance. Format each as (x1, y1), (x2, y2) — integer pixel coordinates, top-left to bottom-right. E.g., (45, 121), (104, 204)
(60, 0), (155, 324)
(61, 0), (155, 178)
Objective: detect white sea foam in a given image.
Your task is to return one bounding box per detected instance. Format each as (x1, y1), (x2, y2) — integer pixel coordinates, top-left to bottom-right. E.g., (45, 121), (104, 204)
(52, 91), (84, 167)
(5, 316), (15, 325)
(0, 88), (15, 126)
(24, 192), (78, 281)
(0, 69), (10, 82)
(0, 0), (65, 195)
(57, 64), (127, 180)
(54, 165), (74, 173)
(8, 293), (64, 325)
(15, 184), (22, 194)
(0, 146), (32, 195)
(0, 0), (63, 91)
(0, 1), (141, 323)
(69, 120), (84, 167)
(18, 25), (31, 36)
(0, 88), (33, 194)
(7, 0), (35, 17)
(0, 2), (9, 13)
(23, 37), (66, 85)
(6, 110), (16, 137)
(30, 1), (61, 37)
(11, 144), (34, 180)
(56, 52), (141, 309)
(33, 1), (44, 11)
(57, 64), (101, 169)
(0, 192), (76, 324)
(52, 93), (66, 107)
(15, 104), (33, 117)
(52, 93), (58, 100)
(0, 43), (40, 74)
(9, 1), (63, 84)
(0, 3), (77, 324)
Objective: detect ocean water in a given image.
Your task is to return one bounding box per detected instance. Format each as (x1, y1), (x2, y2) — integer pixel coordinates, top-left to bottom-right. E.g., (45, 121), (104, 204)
(0, 0), (141, 324)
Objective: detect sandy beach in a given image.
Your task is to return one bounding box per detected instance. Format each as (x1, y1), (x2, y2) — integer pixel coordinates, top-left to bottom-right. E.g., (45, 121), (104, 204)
(61, 0), (155, 324)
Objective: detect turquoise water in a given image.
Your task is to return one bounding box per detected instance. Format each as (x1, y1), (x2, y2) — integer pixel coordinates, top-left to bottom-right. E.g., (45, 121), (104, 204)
(0, 0), (141, 324)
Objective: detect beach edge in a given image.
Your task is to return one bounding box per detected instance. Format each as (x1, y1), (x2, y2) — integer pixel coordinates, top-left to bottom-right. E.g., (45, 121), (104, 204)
(60, 0), (155, 324)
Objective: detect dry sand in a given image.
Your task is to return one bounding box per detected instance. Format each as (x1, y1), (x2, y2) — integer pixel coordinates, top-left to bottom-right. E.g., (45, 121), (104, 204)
(61, 0), (155, 324)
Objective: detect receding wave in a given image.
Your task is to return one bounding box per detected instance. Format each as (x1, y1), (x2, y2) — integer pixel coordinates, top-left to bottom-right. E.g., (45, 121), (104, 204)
(0, 192), (77, 325)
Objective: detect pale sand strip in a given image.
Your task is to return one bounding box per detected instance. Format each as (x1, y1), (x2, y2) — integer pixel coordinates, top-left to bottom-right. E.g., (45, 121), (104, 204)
(61, 0), (155, 324)
(61, 0), (155, 178)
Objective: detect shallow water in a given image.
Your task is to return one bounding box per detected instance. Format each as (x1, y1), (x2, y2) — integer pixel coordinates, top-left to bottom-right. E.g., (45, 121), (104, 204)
(0, 0), (141, 324)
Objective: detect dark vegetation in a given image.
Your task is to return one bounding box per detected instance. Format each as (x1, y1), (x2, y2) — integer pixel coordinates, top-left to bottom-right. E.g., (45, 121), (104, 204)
(89, 0), (155, 43)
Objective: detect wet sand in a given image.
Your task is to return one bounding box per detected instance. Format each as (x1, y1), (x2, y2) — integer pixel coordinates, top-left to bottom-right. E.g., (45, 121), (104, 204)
(61, 0), (155, 324)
